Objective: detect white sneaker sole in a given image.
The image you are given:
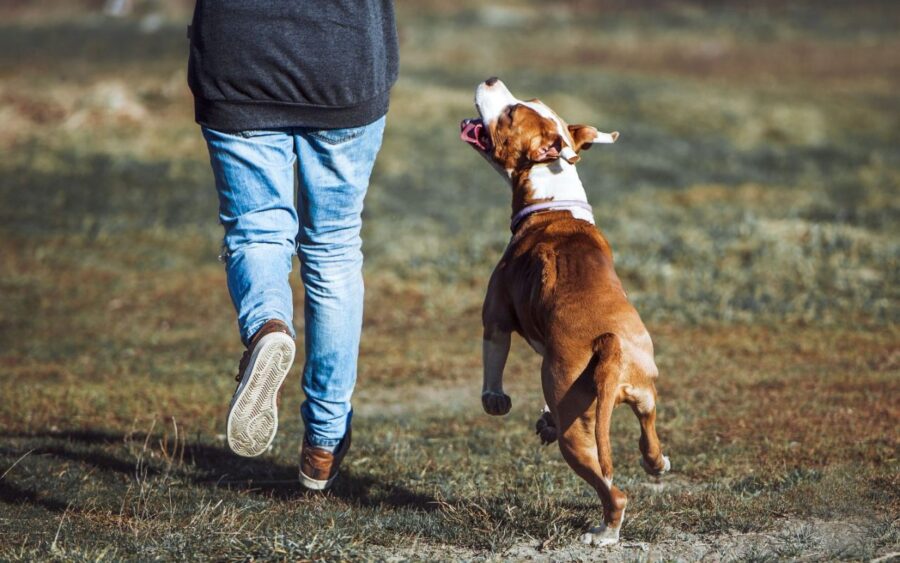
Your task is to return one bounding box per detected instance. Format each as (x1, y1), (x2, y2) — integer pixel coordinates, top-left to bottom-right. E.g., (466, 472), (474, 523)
(227, 332), (295, 457)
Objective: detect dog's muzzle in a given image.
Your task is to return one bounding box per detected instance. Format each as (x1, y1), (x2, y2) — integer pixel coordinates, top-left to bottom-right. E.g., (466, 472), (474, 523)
(460, 118), (492, 152)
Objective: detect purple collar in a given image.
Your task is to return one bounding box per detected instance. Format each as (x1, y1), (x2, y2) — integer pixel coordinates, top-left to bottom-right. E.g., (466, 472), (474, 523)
(510, 200), (593, 232)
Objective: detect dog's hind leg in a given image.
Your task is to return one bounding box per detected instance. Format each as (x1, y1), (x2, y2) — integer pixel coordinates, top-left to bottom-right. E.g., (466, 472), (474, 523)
(586, 336), (629, 545)
(625, 383), (670, 476)
(545, 355), (626, 547)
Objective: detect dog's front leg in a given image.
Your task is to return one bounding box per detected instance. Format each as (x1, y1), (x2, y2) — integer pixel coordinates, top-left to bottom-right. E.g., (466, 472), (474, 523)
(482, 328), (512, 416)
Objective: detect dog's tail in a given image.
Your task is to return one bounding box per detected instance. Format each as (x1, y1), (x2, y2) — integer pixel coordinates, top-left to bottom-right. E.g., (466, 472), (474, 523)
(592, 333), (622, 480)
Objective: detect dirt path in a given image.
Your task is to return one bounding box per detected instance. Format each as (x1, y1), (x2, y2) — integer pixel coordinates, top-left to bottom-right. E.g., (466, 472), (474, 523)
(373, 518), (897, 561)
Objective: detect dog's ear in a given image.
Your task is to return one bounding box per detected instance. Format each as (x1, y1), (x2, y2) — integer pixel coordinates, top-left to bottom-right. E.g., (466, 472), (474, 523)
(568, 124), (619, 153)
(528, 134), (563, 164)
(529, 133), (583, 165)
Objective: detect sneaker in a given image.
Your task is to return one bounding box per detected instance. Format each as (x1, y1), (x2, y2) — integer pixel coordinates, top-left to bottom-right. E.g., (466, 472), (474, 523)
(226, 320), (295, 457)
(299, 430), (351, 490)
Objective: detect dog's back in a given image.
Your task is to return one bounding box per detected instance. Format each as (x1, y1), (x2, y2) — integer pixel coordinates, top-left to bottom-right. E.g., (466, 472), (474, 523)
(496, 213), (648, 363)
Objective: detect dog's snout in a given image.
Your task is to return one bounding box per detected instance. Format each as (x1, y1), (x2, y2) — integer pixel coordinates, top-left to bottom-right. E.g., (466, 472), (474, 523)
(473, 77), (515, 130)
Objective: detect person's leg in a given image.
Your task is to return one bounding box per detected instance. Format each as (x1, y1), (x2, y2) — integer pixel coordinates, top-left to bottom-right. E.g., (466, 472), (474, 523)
(202, 128), (298, 344)
(293, 116), (386, 450)
(202, 127), (298, 457)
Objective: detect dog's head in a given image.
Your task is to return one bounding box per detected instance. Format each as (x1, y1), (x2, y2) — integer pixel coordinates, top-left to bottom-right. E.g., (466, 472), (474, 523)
(460, 77), (618, 180)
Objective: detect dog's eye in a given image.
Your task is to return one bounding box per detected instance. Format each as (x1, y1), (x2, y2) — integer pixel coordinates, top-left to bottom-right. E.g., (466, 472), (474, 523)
(505, 106), (516, 121)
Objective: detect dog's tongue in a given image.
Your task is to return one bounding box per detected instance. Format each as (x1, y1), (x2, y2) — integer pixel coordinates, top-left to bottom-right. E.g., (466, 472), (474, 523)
(460, 118), (488, 150)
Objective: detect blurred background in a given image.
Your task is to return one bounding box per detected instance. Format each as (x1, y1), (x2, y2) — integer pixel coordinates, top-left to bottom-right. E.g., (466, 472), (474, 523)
(0, 0), (897, 559)
(1, 0), (896, 325)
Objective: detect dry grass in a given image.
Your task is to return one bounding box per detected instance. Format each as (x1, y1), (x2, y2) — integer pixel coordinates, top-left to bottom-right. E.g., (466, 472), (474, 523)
(0, 0), (897, 560)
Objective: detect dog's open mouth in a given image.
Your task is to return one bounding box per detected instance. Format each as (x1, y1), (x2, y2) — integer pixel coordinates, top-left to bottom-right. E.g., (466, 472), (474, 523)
(460, 118), (492, 152)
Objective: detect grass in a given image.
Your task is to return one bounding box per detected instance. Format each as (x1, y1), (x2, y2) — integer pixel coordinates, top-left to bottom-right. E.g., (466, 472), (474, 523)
(0, 0), (898, 560)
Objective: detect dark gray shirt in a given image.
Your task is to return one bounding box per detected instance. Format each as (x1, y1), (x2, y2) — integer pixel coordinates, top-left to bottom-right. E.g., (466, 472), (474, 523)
(187, 0), (399, 131)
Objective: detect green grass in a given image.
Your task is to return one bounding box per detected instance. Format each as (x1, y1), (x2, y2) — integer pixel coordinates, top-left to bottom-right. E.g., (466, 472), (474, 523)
(0, 0), (898, 560)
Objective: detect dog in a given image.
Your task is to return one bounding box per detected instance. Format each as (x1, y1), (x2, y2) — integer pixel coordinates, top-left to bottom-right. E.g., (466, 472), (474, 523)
(460, 78), (670, 547)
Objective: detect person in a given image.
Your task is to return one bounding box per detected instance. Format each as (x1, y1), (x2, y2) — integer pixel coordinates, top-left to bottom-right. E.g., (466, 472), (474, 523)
(187, 1), (399, 490)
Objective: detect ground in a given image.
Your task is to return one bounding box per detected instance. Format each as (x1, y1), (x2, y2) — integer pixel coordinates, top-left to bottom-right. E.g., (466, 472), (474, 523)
(0, 0), (898, 560)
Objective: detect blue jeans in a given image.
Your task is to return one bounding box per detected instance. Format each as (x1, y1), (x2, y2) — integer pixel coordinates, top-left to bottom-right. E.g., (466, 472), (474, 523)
(202, 116), (386, 448)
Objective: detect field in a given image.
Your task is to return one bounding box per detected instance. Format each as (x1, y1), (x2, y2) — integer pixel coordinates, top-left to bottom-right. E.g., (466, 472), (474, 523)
(0, 0), (898, 560)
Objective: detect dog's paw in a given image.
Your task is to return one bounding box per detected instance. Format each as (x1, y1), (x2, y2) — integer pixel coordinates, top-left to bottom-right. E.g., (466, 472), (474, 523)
(640, 454), (671, 476)
(580, 523), (620, 547)
(535, 410), (558, 445)
(481, 391), (512, 416)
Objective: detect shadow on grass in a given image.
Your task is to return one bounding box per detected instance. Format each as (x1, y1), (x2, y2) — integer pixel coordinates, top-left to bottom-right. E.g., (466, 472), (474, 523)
(0, 481), (71, 513)
(0, 428), (438, 514)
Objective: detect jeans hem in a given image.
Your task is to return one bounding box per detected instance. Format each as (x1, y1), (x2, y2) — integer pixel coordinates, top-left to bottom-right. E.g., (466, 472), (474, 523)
(305, 434), (345, 449)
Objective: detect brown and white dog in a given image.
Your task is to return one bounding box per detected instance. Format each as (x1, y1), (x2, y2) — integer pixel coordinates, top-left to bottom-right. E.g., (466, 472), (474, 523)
(460, 78), (670, 547)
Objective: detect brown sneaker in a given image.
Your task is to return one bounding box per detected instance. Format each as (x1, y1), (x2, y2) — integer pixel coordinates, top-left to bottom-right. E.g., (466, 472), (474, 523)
(226, 320), (295, 457)
(299, 430), (351, 490)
